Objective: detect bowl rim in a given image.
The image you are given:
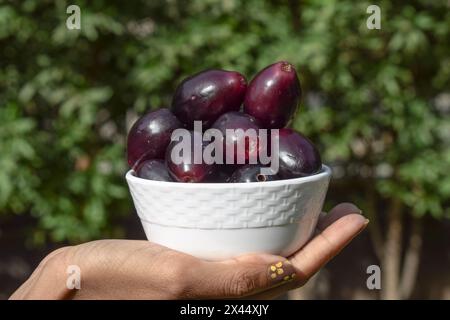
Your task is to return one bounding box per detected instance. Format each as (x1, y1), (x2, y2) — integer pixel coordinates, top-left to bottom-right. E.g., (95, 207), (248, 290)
(126, 164), (331, 189)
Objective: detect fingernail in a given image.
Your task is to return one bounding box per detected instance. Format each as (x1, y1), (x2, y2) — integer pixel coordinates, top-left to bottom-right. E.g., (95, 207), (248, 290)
(353, 206), (363, 215)
(356, 219), (370, 235)
(331, 203), (362, 216)
(267, 260), (297, 287)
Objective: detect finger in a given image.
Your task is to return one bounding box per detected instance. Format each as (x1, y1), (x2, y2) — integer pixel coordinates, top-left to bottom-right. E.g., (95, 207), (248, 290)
(317, 202), (361, 231)
(249, 213), (368, 299)
(290, 213), (368, 285)
(187, 253), (298, 299)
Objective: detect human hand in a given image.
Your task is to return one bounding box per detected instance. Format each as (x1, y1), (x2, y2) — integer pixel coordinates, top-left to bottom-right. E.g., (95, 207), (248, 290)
(10, 203), (367, 300)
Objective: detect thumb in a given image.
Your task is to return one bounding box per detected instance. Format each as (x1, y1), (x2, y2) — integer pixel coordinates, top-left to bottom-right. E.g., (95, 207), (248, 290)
(191, 254), (297, 298)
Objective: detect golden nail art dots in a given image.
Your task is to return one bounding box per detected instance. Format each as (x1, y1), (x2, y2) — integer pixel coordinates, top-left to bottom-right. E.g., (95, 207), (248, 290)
(269, 261), (296, 283)
(283, 274), (296, 281)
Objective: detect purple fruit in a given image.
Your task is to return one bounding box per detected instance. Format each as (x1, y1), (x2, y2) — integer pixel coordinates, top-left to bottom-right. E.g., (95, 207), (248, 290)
(229, 165), (279, 183)
(211, 111), (264, 164)
(205, 168), (231, 183)
(277, 128), (321, 178)
(165, 131), (217, 182)
(172, 69), (247, 128)
(136, 159), (173, 182)
(220, 164), (241, 176)
(127, 108), (181, 170)
(244, 61), (301, 128)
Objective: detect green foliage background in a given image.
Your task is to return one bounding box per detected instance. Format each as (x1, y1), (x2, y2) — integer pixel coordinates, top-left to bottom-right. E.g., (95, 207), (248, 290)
(0, 0), (449, 245)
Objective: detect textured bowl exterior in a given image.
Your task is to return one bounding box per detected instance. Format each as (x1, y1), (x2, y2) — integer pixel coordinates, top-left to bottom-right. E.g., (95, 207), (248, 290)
(126, 165), (331, 260)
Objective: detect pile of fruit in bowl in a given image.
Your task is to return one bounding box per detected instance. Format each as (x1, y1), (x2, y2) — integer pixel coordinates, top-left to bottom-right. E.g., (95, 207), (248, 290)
(125, 61), (331, 260)
(127, 61), (322, 183)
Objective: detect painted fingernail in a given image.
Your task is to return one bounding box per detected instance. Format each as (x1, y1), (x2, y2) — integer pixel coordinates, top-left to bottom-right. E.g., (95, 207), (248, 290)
(267, 261), (296, 286)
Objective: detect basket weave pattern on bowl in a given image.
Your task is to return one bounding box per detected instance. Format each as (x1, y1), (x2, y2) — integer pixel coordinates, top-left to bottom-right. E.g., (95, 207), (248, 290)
(126, 165), (331, 230)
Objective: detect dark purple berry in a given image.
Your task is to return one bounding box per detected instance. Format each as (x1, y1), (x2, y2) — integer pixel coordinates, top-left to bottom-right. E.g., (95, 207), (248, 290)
(205, 168), (231, 183)
(277, 128), (321, 178)
(165, 131), (217, 183)
(172, 70), (247, 128)
(211, 111), (264, 164)
(127, 108), (181, 170)
(136, 159), (173, 182)
(244, 61), (301, 128)
(229, 165), (279, 183)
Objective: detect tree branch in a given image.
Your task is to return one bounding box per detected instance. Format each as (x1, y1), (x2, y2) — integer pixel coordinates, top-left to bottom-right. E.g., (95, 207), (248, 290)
(365, 182), (384, 260)
(288, 0), (301, 31)
(399, 217), (423, 299)
(381, 198), (403, 300)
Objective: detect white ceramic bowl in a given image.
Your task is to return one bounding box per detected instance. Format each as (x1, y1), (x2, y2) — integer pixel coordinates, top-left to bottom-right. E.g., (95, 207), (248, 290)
(126, 165), (331, 261)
